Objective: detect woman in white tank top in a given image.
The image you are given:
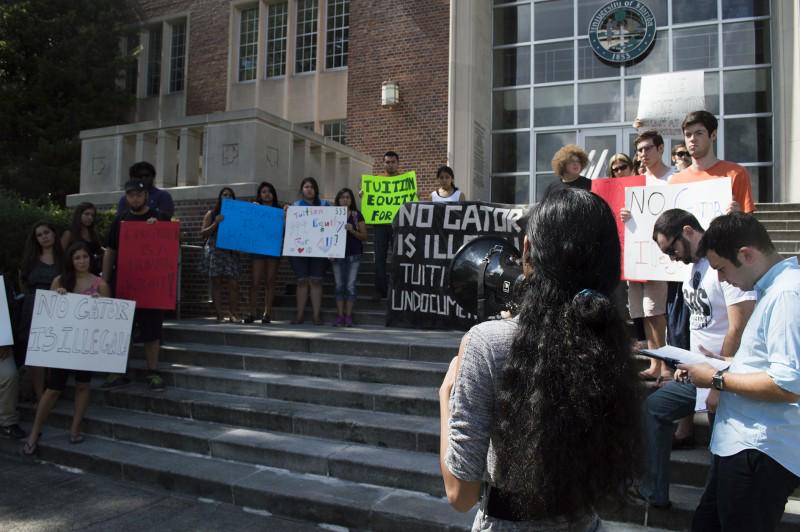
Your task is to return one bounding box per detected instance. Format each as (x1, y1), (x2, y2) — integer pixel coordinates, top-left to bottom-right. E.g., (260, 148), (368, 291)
(431, 165), (465, 202)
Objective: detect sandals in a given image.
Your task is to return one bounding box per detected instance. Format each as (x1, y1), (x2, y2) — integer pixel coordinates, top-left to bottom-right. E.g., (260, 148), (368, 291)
(22, 440), (38, 456)
(290, 317), (304, 325)
(69, 434), (85, 445)
(261, 313), (271, 324)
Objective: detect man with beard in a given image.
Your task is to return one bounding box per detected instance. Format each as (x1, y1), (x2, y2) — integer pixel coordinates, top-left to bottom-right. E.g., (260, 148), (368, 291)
(635, 208), (755, 509)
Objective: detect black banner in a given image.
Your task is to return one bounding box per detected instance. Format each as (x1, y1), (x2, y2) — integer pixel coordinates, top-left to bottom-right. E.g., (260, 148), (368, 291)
(388, 201), (527, 330)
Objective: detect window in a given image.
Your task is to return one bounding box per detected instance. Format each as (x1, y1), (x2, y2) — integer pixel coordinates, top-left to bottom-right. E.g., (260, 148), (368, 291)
(323, 120), (347, 144)
(239, 7), (259, 81)
(325, 0), (349, 69)
(295, 0), (318, 73)
(125, 33), (140, 95)
(146, 27), (162, 97)
(169, 21), (186, 92)
(265, 3), (289, 78)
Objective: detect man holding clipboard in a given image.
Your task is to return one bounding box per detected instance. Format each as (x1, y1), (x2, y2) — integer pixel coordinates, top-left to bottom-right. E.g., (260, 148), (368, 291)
(636, 209), (755, 509)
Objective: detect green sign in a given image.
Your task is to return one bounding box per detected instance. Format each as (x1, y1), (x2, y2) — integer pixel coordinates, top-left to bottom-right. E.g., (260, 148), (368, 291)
(361, 171), (418, 224)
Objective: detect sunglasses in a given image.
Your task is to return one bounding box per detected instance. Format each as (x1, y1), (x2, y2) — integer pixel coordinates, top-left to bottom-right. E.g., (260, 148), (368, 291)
(674, 151), (690, 158)
(664, 234), (681, 258)
(612, 164), (629, 173)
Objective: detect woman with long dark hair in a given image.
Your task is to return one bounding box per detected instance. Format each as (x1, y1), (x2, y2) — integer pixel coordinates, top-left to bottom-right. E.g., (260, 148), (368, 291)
(245, 181), (282, 324)
(288, 177), (329, 325)
(331, 188), (367, 327)
(18, 221), (64, 401)
(200, 187), (242, 322)
(22, 241), (110, 455)
(440, 187), (641, 529)
(60, 202), (104, 274)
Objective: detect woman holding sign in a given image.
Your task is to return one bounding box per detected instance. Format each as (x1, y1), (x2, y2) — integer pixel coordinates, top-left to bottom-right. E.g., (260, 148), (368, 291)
(331, 188), (367, 327)
(19, 220), (64, 402)
(246, 181), (282, 324)
(439, 188), (640, 529)
(200, 187), (242, 323)
(22, 242), (111, 455)
(289, 177), (330, 325)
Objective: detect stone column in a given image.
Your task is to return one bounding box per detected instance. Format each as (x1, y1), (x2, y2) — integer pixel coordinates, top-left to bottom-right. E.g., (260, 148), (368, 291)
(156, 130), (179, 187)
(178, 128), (202, 186)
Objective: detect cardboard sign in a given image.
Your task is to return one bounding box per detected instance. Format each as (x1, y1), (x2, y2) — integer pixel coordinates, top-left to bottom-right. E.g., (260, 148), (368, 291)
(116, 221), (180, 310)
(389, 201), (527, 330)
(282, 206), (348, 258)
(25, 290), (135, 373)
(361, 171), (418, 224)
(591, 175), (646, 280)
(216, 199), (284, 256)
(637, 70), (706, 136)
(0, 276), (12, 346)
(624, 179), (732, 282)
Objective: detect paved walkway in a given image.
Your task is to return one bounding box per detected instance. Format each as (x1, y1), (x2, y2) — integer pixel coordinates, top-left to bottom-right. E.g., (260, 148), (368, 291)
(0, 454), (320, 532)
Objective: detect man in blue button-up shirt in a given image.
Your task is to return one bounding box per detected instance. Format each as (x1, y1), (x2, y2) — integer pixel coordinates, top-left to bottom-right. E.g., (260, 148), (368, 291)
(679, 212), (800, 532)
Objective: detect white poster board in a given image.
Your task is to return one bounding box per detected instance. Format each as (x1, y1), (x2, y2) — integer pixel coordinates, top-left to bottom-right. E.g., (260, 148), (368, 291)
(637, 70), (706, 136)
(282, 206), (348, 258)
(0, 276), (12, 346)
(624, 179), (732, 282)
(25, 290), (135, 373)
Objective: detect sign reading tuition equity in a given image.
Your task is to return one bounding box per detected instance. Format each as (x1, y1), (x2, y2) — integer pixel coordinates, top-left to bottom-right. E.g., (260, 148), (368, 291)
(361, 171), (418, 224)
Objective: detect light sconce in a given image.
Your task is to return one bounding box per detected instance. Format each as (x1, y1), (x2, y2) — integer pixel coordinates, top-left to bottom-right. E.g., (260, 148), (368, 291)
(381, 81), (400, 108)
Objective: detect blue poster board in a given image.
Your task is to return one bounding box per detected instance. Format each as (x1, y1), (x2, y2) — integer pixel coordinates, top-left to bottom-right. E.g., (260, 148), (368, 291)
(216, 199), (284, 256)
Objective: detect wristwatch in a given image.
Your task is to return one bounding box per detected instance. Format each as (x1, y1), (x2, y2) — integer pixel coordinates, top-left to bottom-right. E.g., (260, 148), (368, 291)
(712, 369), (727, 391)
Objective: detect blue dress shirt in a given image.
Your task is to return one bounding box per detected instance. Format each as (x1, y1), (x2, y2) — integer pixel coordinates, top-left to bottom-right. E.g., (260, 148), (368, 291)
(711, 257), (800, 476)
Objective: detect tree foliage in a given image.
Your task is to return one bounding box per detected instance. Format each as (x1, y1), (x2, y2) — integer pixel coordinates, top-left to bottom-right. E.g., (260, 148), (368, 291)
(0, 0), (135, 205)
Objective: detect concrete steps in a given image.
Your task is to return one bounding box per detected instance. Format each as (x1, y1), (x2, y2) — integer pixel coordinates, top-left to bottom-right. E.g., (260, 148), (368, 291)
(7, 320), (800, 530)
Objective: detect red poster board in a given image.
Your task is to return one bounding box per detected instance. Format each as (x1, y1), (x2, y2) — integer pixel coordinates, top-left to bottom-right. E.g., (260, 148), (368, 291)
(116, 221), (180, 310)
(591, 175), (646, 281)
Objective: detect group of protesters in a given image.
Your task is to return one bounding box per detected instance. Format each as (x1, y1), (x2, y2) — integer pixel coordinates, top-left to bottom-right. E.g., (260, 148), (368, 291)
(439, 109), (798, 531)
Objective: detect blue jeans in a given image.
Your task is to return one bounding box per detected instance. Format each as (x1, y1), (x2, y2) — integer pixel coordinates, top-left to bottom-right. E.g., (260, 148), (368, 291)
(332, 255), (360, 301)
(372, 224), (392, 297)
(639, 380), (697, 505)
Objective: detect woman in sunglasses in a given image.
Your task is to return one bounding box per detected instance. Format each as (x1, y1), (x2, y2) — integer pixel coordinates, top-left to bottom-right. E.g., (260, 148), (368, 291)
(671, 144), (692, 171)
(606, 153), (635, 178)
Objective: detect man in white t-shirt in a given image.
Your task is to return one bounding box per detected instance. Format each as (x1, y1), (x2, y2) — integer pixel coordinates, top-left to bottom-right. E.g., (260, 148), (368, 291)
(636, 208), (756, 509)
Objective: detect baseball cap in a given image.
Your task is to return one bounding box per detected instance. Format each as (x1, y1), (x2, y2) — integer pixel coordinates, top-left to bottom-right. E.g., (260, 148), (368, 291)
(124, 180), (146, 193)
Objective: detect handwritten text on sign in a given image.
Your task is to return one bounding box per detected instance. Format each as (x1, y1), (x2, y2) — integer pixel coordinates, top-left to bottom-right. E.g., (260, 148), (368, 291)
(361, 171), (418, 224)
(389, 202), (526, 330)
(624, 179), (732, 282)
(0, 275), (12, 346)
(25, 290), (135, 373)
(637, 70), (705, 137)
(591, 175), (646, 281)
(282, 206), (348, 258)
(116, 221), (180, 310)
(216, 199), (284, 256)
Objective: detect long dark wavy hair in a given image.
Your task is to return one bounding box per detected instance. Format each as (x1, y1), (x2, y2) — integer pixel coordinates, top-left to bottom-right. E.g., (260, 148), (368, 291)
(60, 241), (93, 293)
(256, 181), (280, 208)
(494, 187), (641, 518)
(212, 187), (236, 218)
(21, 220), (64, 283)
(66, 202), (101, 249)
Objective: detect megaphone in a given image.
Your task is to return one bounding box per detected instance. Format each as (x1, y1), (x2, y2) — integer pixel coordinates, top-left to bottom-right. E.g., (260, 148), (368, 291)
(448, 236), (525, 321)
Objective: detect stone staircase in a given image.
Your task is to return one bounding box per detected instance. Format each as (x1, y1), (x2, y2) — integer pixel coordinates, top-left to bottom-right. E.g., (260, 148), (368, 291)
(3, 319), (799, 531)
(754, 202), (800, 257)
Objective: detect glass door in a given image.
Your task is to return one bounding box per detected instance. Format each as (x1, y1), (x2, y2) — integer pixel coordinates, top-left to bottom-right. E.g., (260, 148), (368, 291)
(578, 128), (622, 179)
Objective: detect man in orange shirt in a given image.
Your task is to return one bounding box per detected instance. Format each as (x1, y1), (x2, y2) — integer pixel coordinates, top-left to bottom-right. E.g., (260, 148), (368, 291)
(669, 111), (755, 213)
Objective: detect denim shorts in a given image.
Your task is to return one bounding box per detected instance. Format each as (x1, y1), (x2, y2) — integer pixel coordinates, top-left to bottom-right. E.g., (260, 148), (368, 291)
(289, 256), (326, 281)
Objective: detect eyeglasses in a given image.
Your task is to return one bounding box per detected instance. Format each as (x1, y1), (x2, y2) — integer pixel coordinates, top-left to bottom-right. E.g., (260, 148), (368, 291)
(612, 163), (629, 173)
(663, 234), (681, 258)
(674, 151), (690, 158)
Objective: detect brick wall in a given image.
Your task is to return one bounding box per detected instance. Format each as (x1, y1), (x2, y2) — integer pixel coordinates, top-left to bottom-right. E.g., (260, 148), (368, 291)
(346, 0), (451, 200)
(136, 0), (229, 115)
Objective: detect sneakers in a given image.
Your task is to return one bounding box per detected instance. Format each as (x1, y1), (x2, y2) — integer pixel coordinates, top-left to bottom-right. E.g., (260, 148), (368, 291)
(146, 373), (166, 392)
(344, 315), (353, 328)
(1, 424), (26, 440)
(100, 374), (130, 389)
(333, 316), (345, 327)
